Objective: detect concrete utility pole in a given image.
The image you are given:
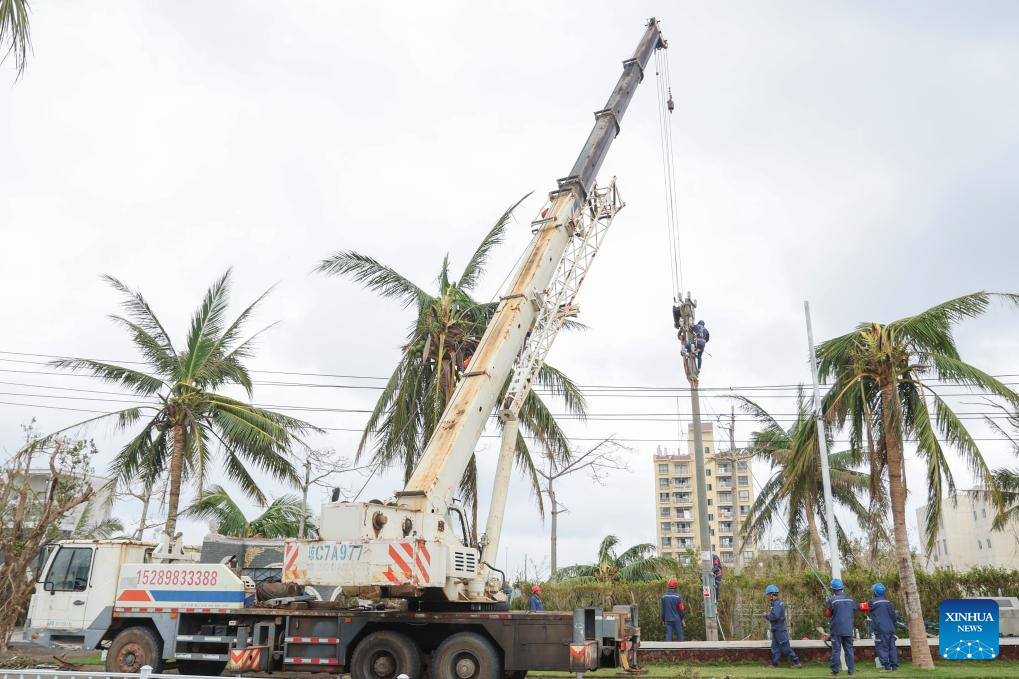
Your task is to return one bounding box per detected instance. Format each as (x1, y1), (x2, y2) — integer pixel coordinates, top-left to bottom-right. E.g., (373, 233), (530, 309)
(804, 301), (841, 579)
(675, 293), (718, 641)
(716, 406), (748, 638)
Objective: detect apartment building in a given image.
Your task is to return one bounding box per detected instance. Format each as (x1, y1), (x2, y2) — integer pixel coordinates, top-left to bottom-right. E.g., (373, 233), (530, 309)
(916, 490), (1019, 570)
(653, 423), (755, 568)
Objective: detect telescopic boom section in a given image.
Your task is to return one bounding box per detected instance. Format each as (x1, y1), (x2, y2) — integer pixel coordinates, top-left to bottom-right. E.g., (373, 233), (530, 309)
(399, 19), (666, 513)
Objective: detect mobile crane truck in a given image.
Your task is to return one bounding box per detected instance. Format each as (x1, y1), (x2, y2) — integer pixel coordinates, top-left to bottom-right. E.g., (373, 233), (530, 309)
(24, 18), (667, 679)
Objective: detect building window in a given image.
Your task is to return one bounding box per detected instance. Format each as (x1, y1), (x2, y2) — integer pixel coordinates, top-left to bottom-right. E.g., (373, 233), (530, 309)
(982, 508), (987, 518)
(738, 475), (749, 486)
(987, 538), (992, 548)
(740, 505), (749, 515)
(738, 461), (748, 471)
(704, 446), (710, 455)
(708, 498), (713, 506)
(662, 537), (672, 547)
(660, 522), (671, 533)
(659, 478), (669, 489)
(660, 507), (670, 518)
(660, 492), (670, 503)
(978, 540), (982, 550)
(739, 490), (749, 501)
(658, 463), (669, 474)
(708, 513), (714, 521)
(706, 469), (712, 477)
(707, 483), (712, 491)
(743, 550), (753, 561)
(674, 463), (689, 475)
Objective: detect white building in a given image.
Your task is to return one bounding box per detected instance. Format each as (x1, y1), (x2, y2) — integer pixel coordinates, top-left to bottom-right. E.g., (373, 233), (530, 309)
(24, 469), (115, 536)
(916, 490), (1019, 570)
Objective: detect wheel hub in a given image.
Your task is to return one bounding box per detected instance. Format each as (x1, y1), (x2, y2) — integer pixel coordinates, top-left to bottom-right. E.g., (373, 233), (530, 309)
(371, 652), (396, 678)
(455, 655), (478, 679)
(117, 642), (143, 672)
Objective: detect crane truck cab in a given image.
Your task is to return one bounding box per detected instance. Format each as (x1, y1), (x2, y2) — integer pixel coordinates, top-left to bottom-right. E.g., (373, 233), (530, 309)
(24, 540), (156, 648)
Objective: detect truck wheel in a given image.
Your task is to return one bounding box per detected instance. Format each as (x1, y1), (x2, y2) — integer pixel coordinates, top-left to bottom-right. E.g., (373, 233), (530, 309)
(432, 633), (500, 679)
(350, 631), (422, 679)
(176, 659), (227, 676)
(106, 626), (164, 674)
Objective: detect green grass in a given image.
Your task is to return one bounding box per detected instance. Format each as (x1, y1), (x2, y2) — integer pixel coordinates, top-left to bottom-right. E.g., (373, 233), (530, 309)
(532, 660), (1019, 679)
(63, 654), (103, 666)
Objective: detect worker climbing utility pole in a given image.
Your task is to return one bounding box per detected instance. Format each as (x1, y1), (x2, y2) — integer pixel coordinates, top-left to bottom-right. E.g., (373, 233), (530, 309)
(674, 293), (718, 641)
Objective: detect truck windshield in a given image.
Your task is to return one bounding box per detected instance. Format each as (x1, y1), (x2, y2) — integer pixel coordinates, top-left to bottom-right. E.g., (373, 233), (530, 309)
(44, 547), (93, 591)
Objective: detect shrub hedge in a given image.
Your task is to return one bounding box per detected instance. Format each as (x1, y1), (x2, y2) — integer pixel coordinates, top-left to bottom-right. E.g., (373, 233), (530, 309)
(514, 567), (1019, 641)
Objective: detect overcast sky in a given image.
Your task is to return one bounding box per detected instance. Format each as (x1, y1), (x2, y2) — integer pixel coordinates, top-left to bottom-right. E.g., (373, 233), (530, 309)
(2, 1), (1019, 579)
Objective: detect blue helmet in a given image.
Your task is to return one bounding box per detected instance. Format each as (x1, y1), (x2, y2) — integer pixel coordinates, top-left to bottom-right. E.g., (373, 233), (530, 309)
(765, 584), (779, 595)
(872, 582), (886, 596)
(830, 578), (845, 591)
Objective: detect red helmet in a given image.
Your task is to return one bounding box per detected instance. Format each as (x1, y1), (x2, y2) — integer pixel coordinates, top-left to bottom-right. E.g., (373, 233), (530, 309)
(531, 585), (541, 594)
(667, 578), (678, 588)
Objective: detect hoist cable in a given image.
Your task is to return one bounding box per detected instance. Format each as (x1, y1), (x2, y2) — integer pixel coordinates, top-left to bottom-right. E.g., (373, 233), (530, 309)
(661, 49), (686, 295)
(653, 47), (686, 300)
(654, 49), (681, 301)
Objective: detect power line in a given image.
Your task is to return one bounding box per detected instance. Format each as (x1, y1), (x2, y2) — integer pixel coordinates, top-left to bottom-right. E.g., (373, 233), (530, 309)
(3, 356), (1019, 400)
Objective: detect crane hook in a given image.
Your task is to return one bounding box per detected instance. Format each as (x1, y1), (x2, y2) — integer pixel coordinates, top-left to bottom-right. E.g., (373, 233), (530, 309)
(667, 88), (675, 113)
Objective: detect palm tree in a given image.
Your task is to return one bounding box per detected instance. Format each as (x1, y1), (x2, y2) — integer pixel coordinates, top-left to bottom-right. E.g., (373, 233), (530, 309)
(0, 0), (31, 80)
(184, 485), (310, 538)
(735, 392), (874, 568)
(70, 499), (126, 540)
(51, 270), (318, 540)
(317, 197), (586, 541)
(556, 535), (674, 582)
(816, 292), (1019, 669)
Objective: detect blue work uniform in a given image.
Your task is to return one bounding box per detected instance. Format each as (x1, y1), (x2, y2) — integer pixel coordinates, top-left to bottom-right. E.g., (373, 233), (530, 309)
(528, 594), (544, 612)
(711, 557), (723, 599)
(661, 588), (685, 641)
(867, 597), (899, 670)
(766, 597), (800, 666)
(826, 593), (859, 675)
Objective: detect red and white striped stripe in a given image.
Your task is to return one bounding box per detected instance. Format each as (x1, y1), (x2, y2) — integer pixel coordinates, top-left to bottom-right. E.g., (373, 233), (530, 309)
(286, 637), (339, 644)
(114, 607), (230, 613)
(285, 657), (339, 665)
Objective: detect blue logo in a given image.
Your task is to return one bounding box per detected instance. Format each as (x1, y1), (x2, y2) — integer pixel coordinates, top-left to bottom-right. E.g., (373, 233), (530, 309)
(939, 599), (999, 660)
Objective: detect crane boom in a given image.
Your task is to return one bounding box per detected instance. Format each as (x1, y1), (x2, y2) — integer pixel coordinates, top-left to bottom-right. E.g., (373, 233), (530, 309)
(286, 19), (666, 606)
(399, 18), (666, 513)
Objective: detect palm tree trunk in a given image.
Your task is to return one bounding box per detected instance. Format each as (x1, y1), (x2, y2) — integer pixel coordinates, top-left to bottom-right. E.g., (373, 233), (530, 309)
(548, 481), (558, 580)
(803, 501), (826, 568)
(164, 424), (186, 539)
(881, 378), (934, 669)
(299, 458), (310, 539)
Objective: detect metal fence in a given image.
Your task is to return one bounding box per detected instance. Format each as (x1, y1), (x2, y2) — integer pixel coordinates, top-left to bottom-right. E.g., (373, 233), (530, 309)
(2, 668), (214, 679)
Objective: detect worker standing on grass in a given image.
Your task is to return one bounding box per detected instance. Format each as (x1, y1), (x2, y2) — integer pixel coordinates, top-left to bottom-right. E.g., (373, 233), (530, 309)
(763, 585), (802, 669)
(860, 583), (899, 672)
(825, 578), (859, 676)
(661, 578), (685, 641)
(528, 585), (544, 612)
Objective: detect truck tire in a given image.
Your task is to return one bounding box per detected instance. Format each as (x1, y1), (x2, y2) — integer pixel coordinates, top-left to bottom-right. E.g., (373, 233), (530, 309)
(432, 633), (501, 679)
(106, 626), (164, 674)
(350, 630), (422, 679)
(176, 659), (227, 676)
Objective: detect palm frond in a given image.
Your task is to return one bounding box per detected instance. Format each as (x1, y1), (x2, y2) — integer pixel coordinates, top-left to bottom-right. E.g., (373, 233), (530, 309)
(49, 358), (165, 396)
(0, 0), (32, 79)
(458, 193), (530, 292)
(317, 251), (433, 310)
